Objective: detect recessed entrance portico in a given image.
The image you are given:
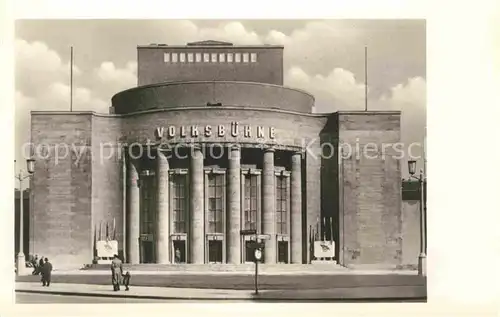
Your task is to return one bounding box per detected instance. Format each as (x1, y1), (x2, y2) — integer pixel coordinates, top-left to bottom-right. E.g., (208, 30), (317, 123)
(125, 144), (303, 264)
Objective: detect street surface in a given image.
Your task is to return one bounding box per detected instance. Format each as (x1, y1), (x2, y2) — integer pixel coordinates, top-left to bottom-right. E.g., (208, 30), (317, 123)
(16, 293), (194, 303)
(16, 292), (424, 303)
(17, 273), (425, 290)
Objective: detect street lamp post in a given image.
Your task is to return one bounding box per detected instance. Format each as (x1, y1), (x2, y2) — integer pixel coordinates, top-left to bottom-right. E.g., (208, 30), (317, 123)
(240, 229), (265, 296)
(407, 160), (426, 276)
(15, 158), (35, 276)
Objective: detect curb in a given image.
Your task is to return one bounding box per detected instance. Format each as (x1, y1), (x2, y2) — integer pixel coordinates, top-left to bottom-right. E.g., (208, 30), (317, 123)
(15, 289), (251, 301)
(15, 289), (426, 302)
(15, 287), (427, 301)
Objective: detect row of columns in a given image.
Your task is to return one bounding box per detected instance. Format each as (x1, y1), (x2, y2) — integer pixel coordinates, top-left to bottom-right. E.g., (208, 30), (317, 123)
(126, 146), (302, 264)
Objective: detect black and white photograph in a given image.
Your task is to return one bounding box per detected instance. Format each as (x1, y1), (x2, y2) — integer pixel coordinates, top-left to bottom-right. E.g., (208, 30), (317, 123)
(11, 18), (430, 304)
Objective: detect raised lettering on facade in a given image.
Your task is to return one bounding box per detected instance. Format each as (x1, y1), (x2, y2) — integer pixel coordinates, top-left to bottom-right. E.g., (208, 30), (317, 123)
(155, 122), (276, 139)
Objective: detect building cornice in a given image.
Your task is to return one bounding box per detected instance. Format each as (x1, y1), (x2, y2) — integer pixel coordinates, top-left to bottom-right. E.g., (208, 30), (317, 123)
(31, 107), (401, 118)
(112, 80), (315, 101)
(137, 45), (284, 49)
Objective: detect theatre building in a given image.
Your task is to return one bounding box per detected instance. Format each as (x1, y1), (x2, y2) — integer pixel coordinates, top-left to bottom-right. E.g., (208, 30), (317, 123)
(30, 40), (406, 268)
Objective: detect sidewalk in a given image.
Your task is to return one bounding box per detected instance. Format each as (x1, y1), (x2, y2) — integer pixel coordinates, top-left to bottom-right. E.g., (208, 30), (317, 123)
(49, 269), (418, 276)
(16, 282), (426, 301)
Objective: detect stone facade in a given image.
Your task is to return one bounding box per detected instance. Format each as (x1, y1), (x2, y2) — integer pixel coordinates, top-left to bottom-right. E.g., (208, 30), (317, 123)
(30, 109), (405, 267)
(28, 40), (409, 269)
(137, 41), (283, 86)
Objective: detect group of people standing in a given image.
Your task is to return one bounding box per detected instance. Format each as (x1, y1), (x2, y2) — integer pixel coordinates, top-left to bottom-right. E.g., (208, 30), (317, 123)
(30, 255), (53, 286)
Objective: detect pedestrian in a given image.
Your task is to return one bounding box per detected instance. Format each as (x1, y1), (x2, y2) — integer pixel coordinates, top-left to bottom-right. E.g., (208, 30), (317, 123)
(110, 254), (123, 291)
(31, 255), (39, 275)
(175, 248), (181, 263)
(38, 256), (44, 274)
(122, 271), (131, 291)
(40, 258), (52, 287)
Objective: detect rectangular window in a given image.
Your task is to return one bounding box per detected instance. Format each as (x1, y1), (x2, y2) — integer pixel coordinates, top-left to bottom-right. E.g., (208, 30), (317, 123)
(219, 53), (225, 62)
(172, 173), (187, 233)
(203, 53), (210, 62)
(141, 176), (156, 235)
(243, 53), (249, 63)
(227, 53), (233, 62)
(250, 53), (257, 62)
(187, 53), (194, 62)
(179, 53), (186, 63)
(235, 53), (241, 63)
(244, 174), (258, 230)
(211, 53), (217, 62)
(276, 176), (288, 234)
(171, 53), (178, 63)
(196, 53), (202, 62)
(207, 173), (224, 233)
(164, 53), (170, 63)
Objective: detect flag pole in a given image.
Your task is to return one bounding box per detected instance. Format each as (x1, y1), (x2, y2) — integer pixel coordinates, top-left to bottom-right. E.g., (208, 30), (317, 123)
(322, 217), (326, 241)
(364, 46), (368, 111)
(70, 46), (73, 112)
(330, 217), (333, 243)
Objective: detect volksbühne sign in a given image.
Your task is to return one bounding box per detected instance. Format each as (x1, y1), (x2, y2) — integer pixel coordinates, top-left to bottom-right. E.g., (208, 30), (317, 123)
(156, 122), (276, 139)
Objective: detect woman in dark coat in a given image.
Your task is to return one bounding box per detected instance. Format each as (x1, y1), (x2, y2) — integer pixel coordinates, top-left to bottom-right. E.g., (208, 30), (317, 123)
(40, 258), (52, 287)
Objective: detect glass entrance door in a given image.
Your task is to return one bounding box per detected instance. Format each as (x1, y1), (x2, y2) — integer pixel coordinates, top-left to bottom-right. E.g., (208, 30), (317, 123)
(208, 240), (223, 263)
(140, 240), (155, 263)
(172, 240), (186, 263)
(278, 241), (289, 264)
(244, 240), (255, 263)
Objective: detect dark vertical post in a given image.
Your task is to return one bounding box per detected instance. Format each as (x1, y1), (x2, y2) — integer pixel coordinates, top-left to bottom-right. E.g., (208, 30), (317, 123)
(364, 46), (368, 111)
(254, 258), (258, 295)
(70, 46), (73, 112)
(419, 174), (424, 255)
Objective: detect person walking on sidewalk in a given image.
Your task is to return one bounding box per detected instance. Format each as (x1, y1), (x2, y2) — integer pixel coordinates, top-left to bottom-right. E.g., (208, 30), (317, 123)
(110, 254), (123, 291)
(122, 271), (131, 291)
(40, 258), (52, 287)
(31, 255), (39, 275)
(38, 256), (44, 270)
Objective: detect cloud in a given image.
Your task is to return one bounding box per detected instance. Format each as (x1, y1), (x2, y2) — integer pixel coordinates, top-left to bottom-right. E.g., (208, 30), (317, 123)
(285, 66), (366, 112)
(96, 61), (137, 88)
(94, 61), (137, 101)
(15, 39), (82, 97)
(379, 77), (427, 166)
(265, 21), (363, 75)
(285, 66), (426, 173)
(198, 22), (262, 45)
(15, 39), (108, 165)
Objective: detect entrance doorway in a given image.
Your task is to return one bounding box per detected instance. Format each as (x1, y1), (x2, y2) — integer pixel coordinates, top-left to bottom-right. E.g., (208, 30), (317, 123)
(278, 241), (289, 263)
(173, 240), (186, 263)
(140, 240), (155, 263)
(208, 240), (223, 263)
(244, 240), (255, 263)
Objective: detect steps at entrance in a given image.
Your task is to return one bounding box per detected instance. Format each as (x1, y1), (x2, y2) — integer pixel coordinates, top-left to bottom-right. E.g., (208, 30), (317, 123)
(83, 263), (348, 273)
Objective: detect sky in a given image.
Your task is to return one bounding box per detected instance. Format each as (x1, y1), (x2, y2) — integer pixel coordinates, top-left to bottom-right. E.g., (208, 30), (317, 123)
(14, 19), (426, 175)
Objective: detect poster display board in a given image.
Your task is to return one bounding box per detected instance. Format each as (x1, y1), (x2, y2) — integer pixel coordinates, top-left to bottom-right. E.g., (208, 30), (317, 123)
(314, 240), (335, 258)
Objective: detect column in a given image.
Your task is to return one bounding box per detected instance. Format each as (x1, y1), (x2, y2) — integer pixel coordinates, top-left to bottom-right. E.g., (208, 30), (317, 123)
(189, 145), (204, 264)
(127, 156), (140, 264)
(227, 145), (241, 264)
(156, 149), (170, 264)
(290, 151), (303, 263)
(262, 148), (276, 264)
